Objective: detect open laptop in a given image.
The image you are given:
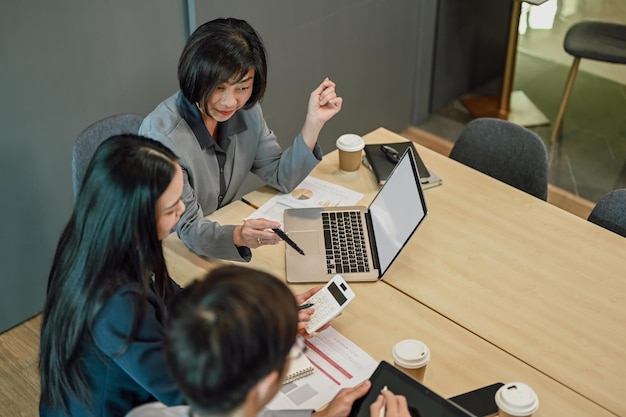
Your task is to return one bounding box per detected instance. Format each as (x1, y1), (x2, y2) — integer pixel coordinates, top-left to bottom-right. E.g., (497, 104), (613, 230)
(284, 147), (428, 283)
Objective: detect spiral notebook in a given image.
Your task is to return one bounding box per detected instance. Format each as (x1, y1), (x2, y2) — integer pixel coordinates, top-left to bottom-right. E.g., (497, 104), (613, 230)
(284, 354), (315, 384)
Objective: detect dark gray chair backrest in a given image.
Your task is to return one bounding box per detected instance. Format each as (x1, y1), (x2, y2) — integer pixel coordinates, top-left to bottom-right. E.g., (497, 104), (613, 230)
(72, 113), (143, 197)
(588, 189), (626, 238)
(449, 118), (549, 200)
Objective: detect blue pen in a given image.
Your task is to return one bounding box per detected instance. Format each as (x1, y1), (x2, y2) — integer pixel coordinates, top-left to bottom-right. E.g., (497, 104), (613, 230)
(298, 303), (315, 310)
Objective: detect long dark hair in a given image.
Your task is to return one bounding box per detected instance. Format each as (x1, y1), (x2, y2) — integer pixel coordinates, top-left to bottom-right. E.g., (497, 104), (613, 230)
(164, 265), (298, 414)
(39, 134), (180, 413)
(178, 17), (268, 113)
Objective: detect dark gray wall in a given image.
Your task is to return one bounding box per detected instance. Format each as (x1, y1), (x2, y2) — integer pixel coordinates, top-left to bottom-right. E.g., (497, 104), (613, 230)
(0, 0), (186, 332)
(430, 0), (512, 110)
(0, 0), (427, 332)
(413, 0), (440, 124)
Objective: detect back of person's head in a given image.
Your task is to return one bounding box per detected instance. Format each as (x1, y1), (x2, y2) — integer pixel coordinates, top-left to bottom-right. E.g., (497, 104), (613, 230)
(164, 265), (298, 415)
(178, 17), (267, 111)
(40, 134), (180, 413)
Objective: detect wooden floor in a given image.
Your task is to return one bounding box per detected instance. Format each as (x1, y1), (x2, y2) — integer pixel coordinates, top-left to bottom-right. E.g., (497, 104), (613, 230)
(0, 314), (41, 416)
(0, 127), (596, 417)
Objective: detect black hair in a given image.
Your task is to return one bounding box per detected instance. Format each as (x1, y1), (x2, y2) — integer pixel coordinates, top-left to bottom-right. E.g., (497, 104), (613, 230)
(164, 265), (298, 414)
(39, 134), (180, 413)
(178, 17), (268, 113)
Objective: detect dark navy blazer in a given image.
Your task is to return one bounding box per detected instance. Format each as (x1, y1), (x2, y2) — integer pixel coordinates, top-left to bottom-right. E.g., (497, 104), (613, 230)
(40, 278), (185, 417)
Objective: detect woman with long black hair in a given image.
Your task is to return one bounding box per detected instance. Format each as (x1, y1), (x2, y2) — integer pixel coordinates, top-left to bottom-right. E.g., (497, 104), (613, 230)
(39, 134), (187, 416)
(39, 134), (323, 417)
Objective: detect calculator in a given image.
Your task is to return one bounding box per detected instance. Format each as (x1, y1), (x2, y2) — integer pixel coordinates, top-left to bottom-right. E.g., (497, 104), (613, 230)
(303, 274), (355, 334)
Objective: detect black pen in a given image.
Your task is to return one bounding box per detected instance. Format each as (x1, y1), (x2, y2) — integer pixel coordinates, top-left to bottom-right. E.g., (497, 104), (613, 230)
(272, 228), (306, 256)
(380, 145), (400, 164)
(298, 303), (314, 310)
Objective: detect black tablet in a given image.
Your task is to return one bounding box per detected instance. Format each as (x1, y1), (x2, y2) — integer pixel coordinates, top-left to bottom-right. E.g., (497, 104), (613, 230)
(348, 361), (477, 417)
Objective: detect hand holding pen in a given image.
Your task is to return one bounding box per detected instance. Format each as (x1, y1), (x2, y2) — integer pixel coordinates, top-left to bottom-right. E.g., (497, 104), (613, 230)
(236, 218), (282, 248)
(379, 386), (388, 417)
(371, 386), (412, 417)
(295, 286), (334, 338)
(237, 219), (305, 254)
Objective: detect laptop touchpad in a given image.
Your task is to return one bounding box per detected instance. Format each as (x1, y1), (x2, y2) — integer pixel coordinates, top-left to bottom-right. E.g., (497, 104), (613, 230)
(287, 231), (321, 255)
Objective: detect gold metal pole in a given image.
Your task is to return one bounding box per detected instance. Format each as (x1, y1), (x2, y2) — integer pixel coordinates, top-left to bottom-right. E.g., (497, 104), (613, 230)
(498, 0), (523, 117)
(550, 57), (581, 144)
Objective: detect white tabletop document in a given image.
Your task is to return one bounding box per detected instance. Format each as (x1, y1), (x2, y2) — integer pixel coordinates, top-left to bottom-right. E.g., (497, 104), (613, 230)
(247, 176), (364, 223)
(266, 326), (378, 411)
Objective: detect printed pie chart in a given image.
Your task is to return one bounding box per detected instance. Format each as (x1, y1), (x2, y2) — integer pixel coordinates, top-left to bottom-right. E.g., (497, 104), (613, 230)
(291, 188), (313, 200)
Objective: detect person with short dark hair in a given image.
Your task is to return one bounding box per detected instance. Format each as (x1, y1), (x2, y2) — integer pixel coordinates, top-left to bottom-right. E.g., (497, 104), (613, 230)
(39, 135), (187, 416)
(125, 265), (411, 417)
(140, 17), (343, 262)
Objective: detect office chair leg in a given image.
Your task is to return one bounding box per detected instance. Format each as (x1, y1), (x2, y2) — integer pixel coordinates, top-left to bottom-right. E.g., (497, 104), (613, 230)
(550, 57), (581, 145)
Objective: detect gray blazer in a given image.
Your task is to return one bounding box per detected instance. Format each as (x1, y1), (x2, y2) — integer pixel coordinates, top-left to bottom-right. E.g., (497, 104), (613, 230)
(140, 92), (322, 261)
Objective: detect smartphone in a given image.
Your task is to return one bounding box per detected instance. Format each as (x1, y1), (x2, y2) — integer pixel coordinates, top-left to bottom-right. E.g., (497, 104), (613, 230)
(448, 382), (504, 417)
(302, 274), (355, 333)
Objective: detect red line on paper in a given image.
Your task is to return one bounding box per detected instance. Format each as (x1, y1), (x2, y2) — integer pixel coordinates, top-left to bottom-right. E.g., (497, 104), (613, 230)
(305, 340), (353, 378)
(309, 357), (340, 385)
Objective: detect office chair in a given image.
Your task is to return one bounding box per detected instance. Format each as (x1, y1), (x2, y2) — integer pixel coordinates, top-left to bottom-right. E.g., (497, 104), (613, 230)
(72, 113), (143, 197)
(587, 189), (626, 238)
(550, 21), (626, 144)
(449, 118), (549, 200)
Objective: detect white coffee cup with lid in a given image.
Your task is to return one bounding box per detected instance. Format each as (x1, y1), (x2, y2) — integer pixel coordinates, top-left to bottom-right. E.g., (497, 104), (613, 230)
(336, 134), (365, 172)
(391, 339), (430, 382)
(495, 382), (539, 417)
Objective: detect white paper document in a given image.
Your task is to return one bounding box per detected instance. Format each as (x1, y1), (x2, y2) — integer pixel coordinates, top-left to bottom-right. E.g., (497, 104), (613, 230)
(247, 177), (364, 223)
(266, 326), (378, 411)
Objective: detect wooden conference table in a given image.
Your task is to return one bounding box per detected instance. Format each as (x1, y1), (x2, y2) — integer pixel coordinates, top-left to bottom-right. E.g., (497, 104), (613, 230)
(163, 128), (624, 417)
(164, 200), (612, 417)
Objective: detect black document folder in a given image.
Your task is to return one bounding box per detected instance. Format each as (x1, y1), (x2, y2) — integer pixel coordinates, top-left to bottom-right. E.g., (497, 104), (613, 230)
(363, 142), (442, 189)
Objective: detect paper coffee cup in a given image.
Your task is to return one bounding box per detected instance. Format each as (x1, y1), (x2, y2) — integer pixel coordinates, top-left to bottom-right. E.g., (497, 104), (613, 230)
(391, 339), (430, 382)
(495, 382), (539, 417)
(336, 134), (364, 172)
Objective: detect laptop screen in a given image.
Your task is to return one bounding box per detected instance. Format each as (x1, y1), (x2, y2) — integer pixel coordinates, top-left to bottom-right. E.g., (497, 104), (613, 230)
(369, 148), (427, 276)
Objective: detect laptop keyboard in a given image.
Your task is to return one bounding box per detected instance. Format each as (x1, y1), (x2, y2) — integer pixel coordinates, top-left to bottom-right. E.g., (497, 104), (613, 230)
(322, 211), (371, 274)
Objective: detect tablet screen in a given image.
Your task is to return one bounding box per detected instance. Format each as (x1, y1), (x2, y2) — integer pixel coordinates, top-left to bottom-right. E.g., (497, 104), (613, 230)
(348, 361), (476, 417)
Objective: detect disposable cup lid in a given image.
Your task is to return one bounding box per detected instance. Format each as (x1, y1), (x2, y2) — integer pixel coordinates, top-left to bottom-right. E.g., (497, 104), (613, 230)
(336, 134), (364, 152)
(495, 382), (539, 416)
(391, 339), (430, 369)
